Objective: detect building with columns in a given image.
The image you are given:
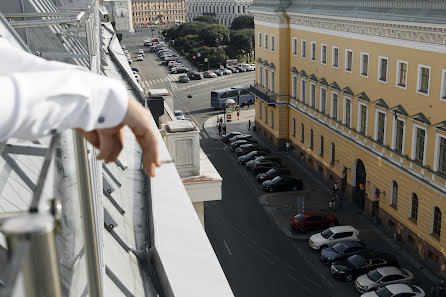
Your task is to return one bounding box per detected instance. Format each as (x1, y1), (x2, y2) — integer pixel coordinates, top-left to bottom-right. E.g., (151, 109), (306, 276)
(187, 0), (253, 27)
(250, 0), (446, 273)
(131, 0), (187, 27)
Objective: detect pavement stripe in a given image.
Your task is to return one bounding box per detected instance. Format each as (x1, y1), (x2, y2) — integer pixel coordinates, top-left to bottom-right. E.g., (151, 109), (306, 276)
(223, 240), (232, 256)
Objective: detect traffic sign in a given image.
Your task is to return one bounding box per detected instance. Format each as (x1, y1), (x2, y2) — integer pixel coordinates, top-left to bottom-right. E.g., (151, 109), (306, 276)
(226, 108), (233, 114)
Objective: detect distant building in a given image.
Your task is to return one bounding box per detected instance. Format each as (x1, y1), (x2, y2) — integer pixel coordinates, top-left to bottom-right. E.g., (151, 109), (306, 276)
(187, 0), (253, 27)
(131, 0), (187, 27)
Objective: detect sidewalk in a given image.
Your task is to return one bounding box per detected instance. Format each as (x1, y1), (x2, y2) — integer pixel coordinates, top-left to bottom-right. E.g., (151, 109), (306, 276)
(203, 111), (442, 288)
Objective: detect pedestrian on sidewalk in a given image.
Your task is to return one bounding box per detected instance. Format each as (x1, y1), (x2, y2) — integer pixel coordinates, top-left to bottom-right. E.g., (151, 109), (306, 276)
(218, 123), (222, 135)
(329, 195), (336, 211)
(333, 182), (339, 196)
(223, 125), (227, 135)
(219, 117), (223, 124)
(237, 110), (240, 120)
(248, 119), (251, 131)
(217, 116), (220, 126)
(285, 140), (290, 154)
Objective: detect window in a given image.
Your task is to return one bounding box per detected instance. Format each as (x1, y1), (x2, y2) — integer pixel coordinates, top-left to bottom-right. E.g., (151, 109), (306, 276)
(330, 142), (335, 163)
(390, 181), (398, 209)
(259, 66), (263, 85)
(360, 53), (369, 77)
(433, 207), (442, 238)
(264, 106), (267, 123)
(301, 40), (306, 58)
(345, 49), (353, 72)
(310, 129), (314, 149)
(259, 103), (262, 119)
(358, 104), (367, 134)
(375, 111), (386, 145)
(292, 38), (297, 55)
(270, 111), (274, 128)
(271, 35), (275, 52)
(396, 60), (408, 89)
(292, 75), (298, 98)
(331, 92), (338, 120)
(320, 136), (324, 157)
(410, 194), (418, 222)
(264, 34), (268, 49)
(270, 71), (275, 92)
(413, 127), (426, 164)
(301, 79), (306, 103)
(292, 118), (296, 137)
(417, 65), (431, 95)
(378, 57), (388, 83)
(321, 44), (327, 64)
(300, 123), (304, 142)
(332, 47), (339, 68)
(258, 32), (262, 47)
(310, 42), (316, 61)
(437, 136), (446, 175)
(310, 83), (316, 108)
(441, 69), (446, 100)
(265, 68), (269, 89)
(393, 118), (405, 154)
(344, 97), (352, 127)
(320, 87), (327, 114)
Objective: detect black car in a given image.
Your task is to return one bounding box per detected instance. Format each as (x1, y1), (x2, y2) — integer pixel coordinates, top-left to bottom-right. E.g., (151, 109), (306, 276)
(262, 176), (303, 192)
(174, 67), (189, 73)
(256, 168), (291, 183)
(230, 140), (252, 150)
(235, 144), (270, 156)
(187, 72), (203, 80)
(320, 241), (369, 265)
(229, 134), (255, 144)
(221, 132), (242, 143)
(227, 66), (239, 73)
(131, 67), (139, 72)
(238, 150), (269, 165)
(330, 252), (399, 282)
(252, 162), (283, 175)
(246, 155), (282, 170)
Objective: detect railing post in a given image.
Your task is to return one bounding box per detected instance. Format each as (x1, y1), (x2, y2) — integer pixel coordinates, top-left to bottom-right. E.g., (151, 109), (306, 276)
(73, 131), (103, 297)
(2, 214), (61, 297)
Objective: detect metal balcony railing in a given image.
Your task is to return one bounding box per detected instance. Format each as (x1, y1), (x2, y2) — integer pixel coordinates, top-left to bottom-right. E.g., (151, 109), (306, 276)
(250, 82), (277, 103)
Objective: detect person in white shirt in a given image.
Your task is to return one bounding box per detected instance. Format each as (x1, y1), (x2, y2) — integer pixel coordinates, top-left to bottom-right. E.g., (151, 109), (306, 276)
(0, 38), (160, 176)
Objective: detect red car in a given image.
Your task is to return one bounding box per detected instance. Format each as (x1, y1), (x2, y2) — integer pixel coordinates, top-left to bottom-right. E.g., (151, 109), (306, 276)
(289, 211), (338, 232)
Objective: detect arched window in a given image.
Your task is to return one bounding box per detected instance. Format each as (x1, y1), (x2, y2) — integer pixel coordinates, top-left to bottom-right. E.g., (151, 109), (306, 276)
(300, 123), (304, 143)
(410, 194), (418, 222)
(433, 207), (442, 238)
(310, 129), (314, 149)
(330, 142), (335, 163)
(320, 136), (324, 157)
(391, 181), (398, 209)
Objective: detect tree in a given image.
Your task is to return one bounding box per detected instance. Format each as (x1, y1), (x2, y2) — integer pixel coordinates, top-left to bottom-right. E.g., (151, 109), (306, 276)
(199, 24), (230, 47)
(230, 15), (254, 30)
(227, 28), (254, 58)
(193, 15), (218, 24)
(176, 21), (204, 37)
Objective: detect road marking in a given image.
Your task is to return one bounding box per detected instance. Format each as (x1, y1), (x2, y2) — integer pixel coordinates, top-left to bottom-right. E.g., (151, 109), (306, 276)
(287, 274), (313, 294)
(223, 240), (232, 255)
(319, 273), (327, 280)
(304, 275), (322, 289)
(287, 265), (297, 271)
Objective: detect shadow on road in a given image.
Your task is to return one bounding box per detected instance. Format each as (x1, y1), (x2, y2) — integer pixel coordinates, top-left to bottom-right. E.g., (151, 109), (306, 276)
(187, 107), (222, 115)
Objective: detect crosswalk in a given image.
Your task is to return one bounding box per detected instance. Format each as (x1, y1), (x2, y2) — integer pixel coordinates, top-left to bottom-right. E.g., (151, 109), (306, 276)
(176, 75), (229, 91)
(139, 74), (181, 88)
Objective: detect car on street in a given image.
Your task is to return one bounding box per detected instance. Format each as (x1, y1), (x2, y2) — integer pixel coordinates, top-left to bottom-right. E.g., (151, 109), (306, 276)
(330, 251), (399, 282)
(222, 68), (232, 75)
(235, 144), (271, 156)
(203, 71), (217, 78)
(262, 176), (303, 192)
(133, 73), (140, 81)
(248, 155), (282, 169)
(309, 226), (360, 251)
(174, 110), (185, 120)
(229, 134), (254, 144)
(187, 72), (203, 80)
(238, 150), (269, 165)
(249, 64), (256, 70)
(131, 67), (139, 72)
(235, 66), (247, 72)
(221, 131), (242, 143)
(178, 75), (190, 83)
(227, 66), (239, 73)
(239, 63), (255, 71)
(138, 49), (144, 55)
(359, 284), (424, 297)
(171, 67), (189, 74)
(252, 162), (283, 175)
(230, 140), (252, 150)
(257, 168), (291, 183)
(355, 267), (414, 293)
(289, 211), (339, 232)
(320, 241), (369, 265)
(213, 69), (224, 76)
(136, 55), (144, 61)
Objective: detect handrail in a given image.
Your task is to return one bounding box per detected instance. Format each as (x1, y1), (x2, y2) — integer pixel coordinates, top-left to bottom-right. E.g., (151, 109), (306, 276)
(9, 11), (85, 28)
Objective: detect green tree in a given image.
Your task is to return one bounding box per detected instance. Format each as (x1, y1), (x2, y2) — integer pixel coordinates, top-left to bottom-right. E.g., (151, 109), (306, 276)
(193, 15), (218, 24)
(194, 46), (227, 69)
(176, 21), (204, 37)
(199, 23), (230, 47)
(227, 28), (254, 58)
(230, 15), (254, 30)
(164, 26), (178, 40)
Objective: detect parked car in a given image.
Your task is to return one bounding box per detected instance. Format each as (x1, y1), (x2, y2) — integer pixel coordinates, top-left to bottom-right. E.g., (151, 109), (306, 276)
(221, 132), (242, 143)
(213, 69), (224, 76)
(203, 71), (217, 78)
(238, 150), (269, 165)
(131, 67), (139, 72)
(135, 55), (144, 61)
(330, 252), (399, 282)
(321, 241), (369, 265)
(252, 162), (283, 175)
(222, 68), (232, 75)
(257, 168), (291, 183)
(289, 211), (338, 232)
(239, 63), (255, 71)
(171, 67), (189, 74)
(262, 176), (303, 192)
(138, 49), (144, 55)
(249, 64), (256, 70)
(359, 284), (424, 297)
(174, 110), (185, 120)
(235, 144), (270, 156)
(178, 75), (190, 83)
(355, 267), (414, 293)
(309, 226), (360, 251)
(187, 72), (203, 80)
(133, 73), (140, 81)
(235, 66), (247, 72)
(229, 134), (254, 144)
(246, 155), (282, 170)
(230, 140), (252, 150)
(227, 66), (239, 73)
(168, 61), (182, 68)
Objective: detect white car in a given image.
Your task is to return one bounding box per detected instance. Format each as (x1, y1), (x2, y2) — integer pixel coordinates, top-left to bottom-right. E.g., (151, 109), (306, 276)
(138, 49), (144, 55)
(355, 267), (414, 293)
(309, 226), (359, 250)
(136, 55), (144, 61)
(174, 110), (185, 120)
(360, 284), (424, 297)
(239, 63), (255, 71)
(133, 73), (140, 82)
(249, 64), (256, 70)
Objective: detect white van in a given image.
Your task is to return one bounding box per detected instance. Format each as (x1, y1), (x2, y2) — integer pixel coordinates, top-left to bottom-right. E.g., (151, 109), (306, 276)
(239, 63), (255, 71)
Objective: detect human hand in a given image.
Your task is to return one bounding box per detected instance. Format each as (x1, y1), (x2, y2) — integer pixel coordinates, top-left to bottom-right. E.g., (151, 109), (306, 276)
(76, 96), (160, 176)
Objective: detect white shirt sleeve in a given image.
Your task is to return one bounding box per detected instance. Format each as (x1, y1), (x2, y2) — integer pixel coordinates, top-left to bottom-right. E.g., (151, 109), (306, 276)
(0, 38), (128, 142)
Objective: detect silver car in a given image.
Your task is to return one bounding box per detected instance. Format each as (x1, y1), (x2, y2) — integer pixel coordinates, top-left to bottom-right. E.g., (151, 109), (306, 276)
(355, 266), (414, 293)
(174, 110), (185, 120)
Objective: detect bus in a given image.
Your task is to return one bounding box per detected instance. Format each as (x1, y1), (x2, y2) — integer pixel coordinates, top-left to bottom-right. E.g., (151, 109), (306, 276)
(211, 85), (254, 109)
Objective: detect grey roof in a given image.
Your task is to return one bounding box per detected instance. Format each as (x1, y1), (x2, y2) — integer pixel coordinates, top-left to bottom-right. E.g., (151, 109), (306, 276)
(412, 112), (431, 125)
(329, 81), (340, 91)
(374, 98), (389, 109)
(318, 77), (328, 86)
(251, 0), (446, 24)
(308, 73), (317, 81)
(391, 104), (409, 116)
(357, 92), (370, 102)
(290, 66), (298, 73)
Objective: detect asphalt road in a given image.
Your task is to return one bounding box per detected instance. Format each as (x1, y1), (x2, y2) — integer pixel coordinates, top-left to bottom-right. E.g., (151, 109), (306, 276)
(123, 35), (356, 297)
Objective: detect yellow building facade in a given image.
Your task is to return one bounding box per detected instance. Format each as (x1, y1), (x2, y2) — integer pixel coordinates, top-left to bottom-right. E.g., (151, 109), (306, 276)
(131, 0), (186, 27)
(250, 1), (446, 273)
